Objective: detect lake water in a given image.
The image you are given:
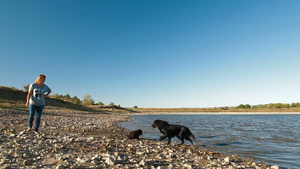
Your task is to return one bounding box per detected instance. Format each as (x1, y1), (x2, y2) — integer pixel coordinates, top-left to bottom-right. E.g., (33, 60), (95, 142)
(118, 114), (300, 169)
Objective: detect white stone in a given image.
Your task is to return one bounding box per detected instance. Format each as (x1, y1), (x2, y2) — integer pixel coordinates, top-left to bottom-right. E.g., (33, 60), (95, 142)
(139, 159), (145, 166)
(271, 165), (279, 169)
(182, 163), (193, 169)
(224, 157), (230, 162)
(69, 138), (75, 143)
(76, 157), (90, 163)
(105, 156), (115, 165)
(91, 155), (101, 161)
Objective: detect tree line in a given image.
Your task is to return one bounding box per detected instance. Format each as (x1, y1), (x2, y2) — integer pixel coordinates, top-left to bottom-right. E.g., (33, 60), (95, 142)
(23, 84), (112, 106)
(51, 93), (117, 107)
(236, 103), (300, 109)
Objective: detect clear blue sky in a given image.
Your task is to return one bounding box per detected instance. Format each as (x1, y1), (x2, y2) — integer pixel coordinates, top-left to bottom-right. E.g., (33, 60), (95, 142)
(1, 0), (299, 108)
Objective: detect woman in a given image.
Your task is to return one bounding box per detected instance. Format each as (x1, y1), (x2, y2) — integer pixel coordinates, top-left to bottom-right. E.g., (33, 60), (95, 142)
(26, 74), (52, 133)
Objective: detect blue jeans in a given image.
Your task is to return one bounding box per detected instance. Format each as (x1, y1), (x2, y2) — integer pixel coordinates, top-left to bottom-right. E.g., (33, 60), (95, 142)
(28, 104), (44, 132)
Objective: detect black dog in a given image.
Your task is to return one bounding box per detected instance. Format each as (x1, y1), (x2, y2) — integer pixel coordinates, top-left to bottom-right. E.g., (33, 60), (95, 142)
(151, 119), (195, 145)
(127, 129), (143, 139)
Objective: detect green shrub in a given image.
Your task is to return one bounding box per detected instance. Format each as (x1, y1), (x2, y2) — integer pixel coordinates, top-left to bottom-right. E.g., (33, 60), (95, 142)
(237, 104), (245, 108)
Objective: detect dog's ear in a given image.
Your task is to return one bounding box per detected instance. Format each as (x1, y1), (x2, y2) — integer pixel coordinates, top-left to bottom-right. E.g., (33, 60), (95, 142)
(161, 120), (169, 127)
(157, 119), (163, 123)
(153, 119), (160, 124)
(138, 129), (142, 135)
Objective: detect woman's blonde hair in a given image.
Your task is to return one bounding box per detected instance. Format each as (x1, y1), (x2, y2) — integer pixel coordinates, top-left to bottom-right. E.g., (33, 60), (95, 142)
(34, 74), (46, 84)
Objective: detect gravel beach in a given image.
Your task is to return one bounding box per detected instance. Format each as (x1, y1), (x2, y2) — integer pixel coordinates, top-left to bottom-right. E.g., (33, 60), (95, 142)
(0, 108), (277, 169)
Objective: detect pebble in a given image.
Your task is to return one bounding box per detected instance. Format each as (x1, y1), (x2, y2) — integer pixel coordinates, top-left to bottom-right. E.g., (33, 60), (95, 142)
(23, 159), (35, 166)
(56, 164), (65, 169)
(224, 156), (230, 162)
(271, 165), (280, 169)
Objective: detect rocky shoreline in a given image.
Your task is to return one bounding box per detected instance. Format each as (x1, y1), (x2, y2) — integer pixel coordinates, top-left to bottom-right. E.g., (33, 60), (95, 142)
(0, 108), (278, 169)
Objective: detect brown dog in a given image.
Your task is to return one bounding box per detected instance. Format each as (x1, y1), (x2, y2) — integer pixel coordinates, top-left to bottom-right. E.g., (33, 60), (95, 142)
(127, 129), (143, 139)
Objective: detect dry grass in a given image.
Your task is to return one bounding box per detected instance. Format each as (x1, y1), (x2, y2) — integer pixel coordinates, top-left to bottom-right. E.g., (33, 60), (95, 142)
(0, 86), (103, 112)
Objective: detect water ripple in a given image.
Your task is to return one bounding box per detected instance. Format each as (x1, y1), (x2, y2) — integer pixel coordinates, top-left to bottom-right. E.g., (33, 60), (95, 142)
(118, 114), (300, 169)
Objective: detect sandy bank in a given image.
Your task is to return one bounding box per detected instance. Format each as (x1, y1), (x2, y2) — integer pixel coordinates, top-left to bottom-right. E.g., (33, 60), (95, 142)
(129, 111), (300, 115)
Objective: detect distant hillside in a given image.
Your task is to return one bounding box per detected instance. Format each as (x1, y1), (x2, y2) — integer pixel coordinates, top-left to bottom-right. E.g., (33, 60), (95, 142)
(1, 86), (299, 112)
(0, 86), (95, 111)
(0, 86), (27, 102)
